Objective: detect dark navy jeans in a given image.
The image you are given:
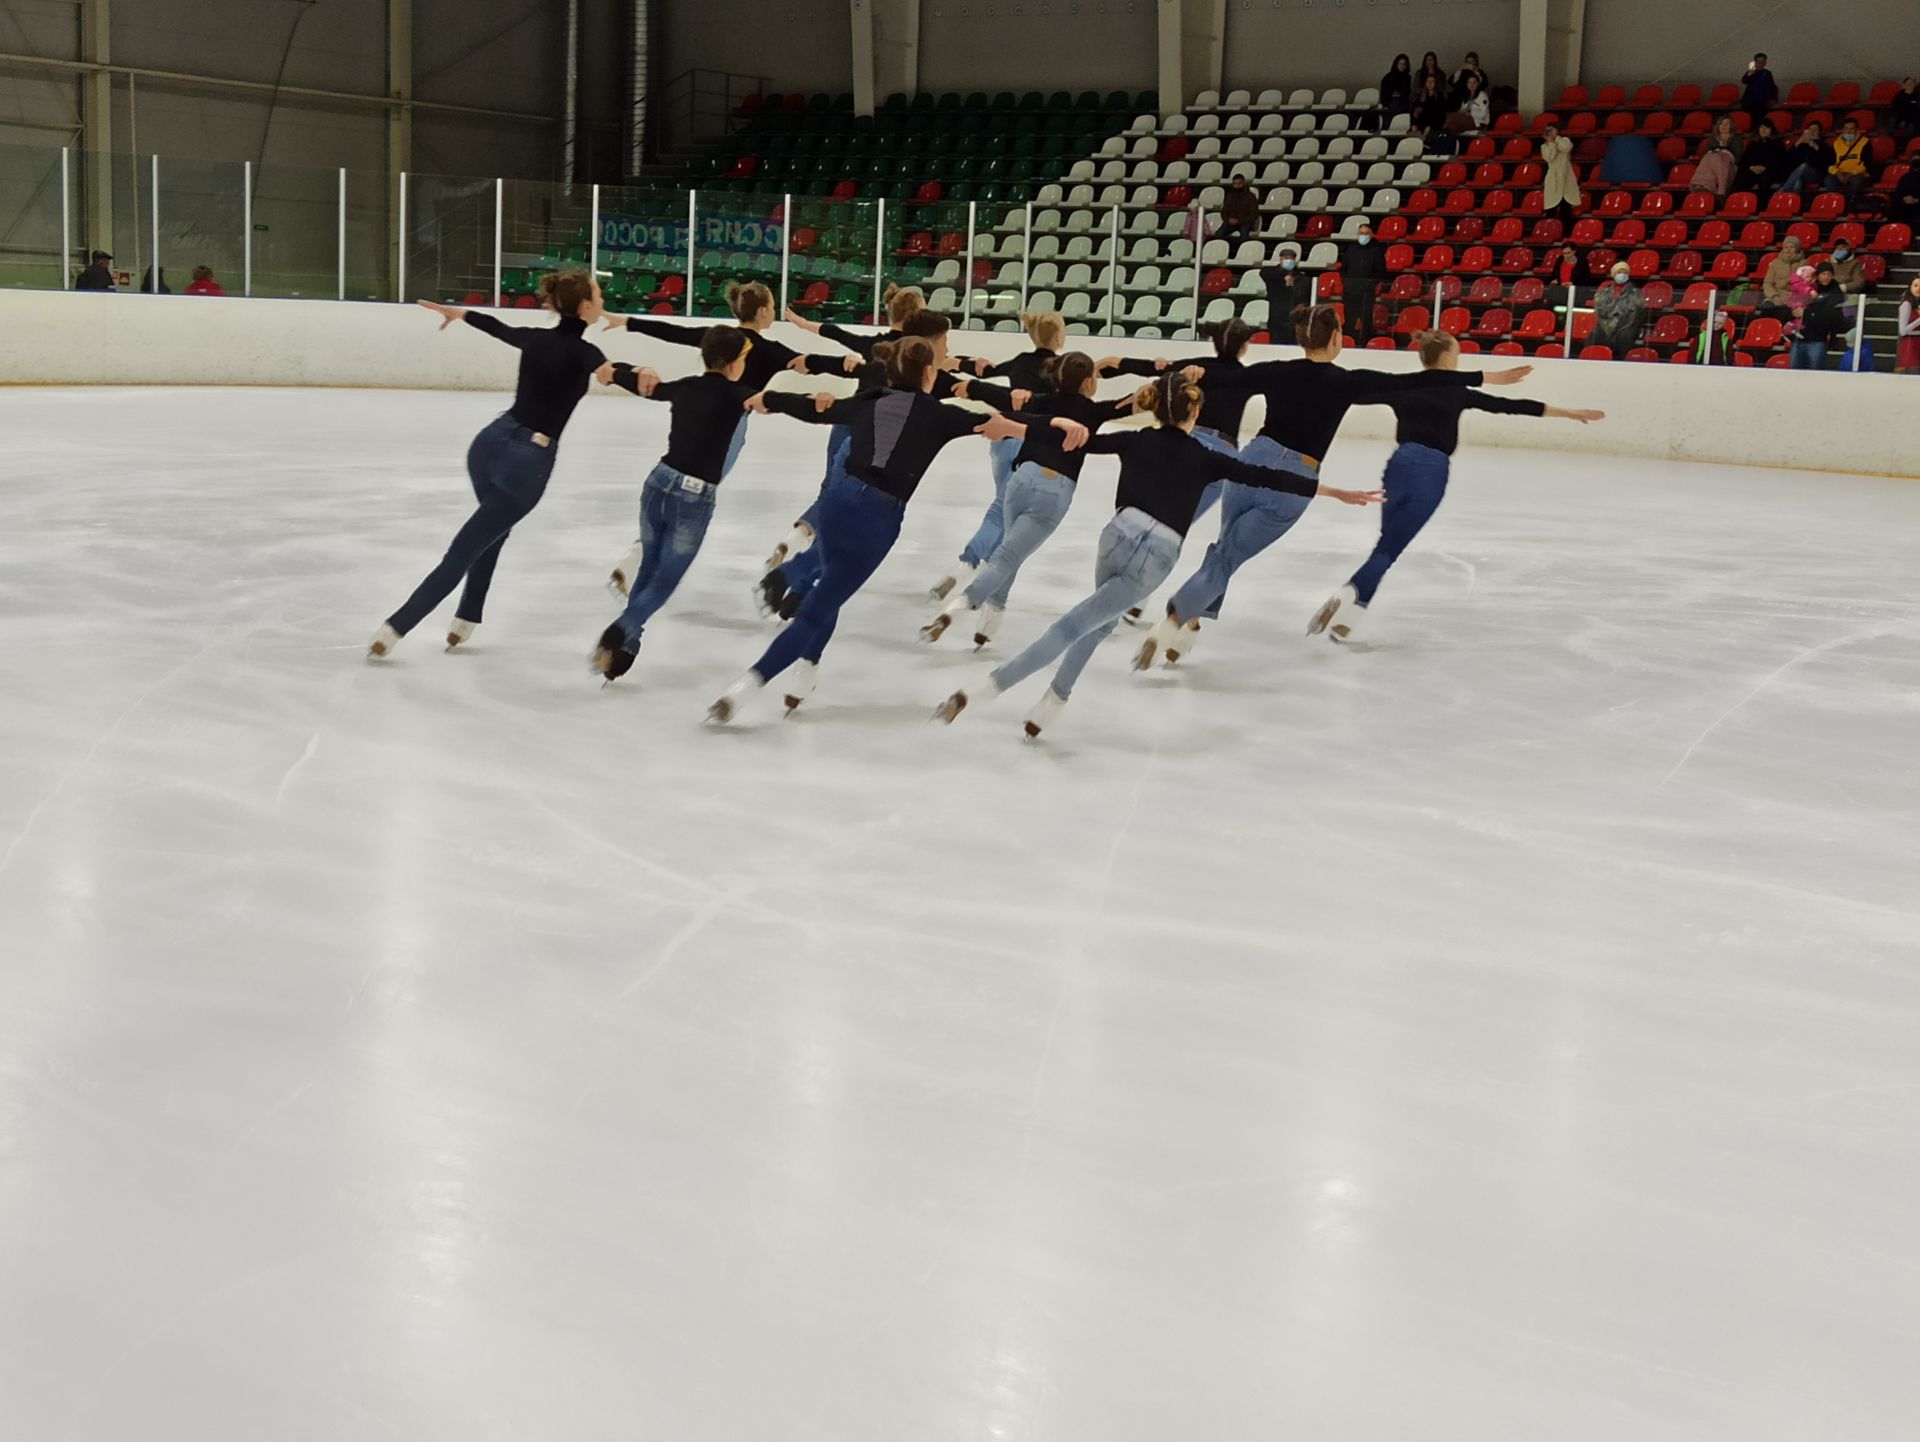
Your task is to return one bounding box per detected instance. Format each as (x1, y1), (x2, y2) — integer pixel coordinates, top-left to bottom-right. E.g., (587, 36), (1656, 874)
(751, 473), (903, 681)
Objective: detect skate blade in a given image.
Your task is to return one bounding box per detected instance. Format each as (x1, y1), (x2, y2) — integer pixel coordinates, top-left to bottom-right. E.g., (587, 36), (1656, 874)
(763, 544), (788, 572)
(932, 692), (968, 724)
(972, 635), (991, 651)
(928, 576), (957, 601)
(1306, 596), (1340, 636)
(1023, 720), (1043, 739)
(919, 614), (951, 644)
(1329, 623), (1353, 643)
(1120, 607), (1146, 627)
(783, 695), (806, 716)
(706, 699), (735, 725)
(1131, 640), (1157, 672)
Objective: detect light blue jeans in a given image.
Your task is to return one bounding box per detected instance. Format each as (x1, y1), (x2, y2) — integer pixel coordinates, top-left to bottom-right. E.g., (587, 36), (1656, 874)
(1190, 425), (1239, 521)
(959, 435), (1024, 567)
(613, 462), (718, 648)
(1164, 434), (1318, 623)
(961, 462), (1076, 610)
(722, 414), (749, 477)
(990, 507), (1182, 700)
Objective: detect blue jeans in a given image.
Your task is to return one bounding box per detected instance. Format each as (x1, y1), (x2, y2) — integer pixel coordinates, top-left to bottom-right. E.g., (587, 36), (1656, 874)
(959, 435), (1023, 567)
(1348, 442), (1449, 606)
(612, 463), (717, 647)
(1789, 339), (1827, 370)
(990, 508), (1182, 700)
(961, 463), (1076, 609)
(1780, 162), (1824, 198)
(751, 473), (903, 681)
(1163, 434), (1318, 623)
(722, 414), (749, 477)
(1190, 426), (1239, 521)
(387, 413), (556, 635)
(779, 429), (854, 597)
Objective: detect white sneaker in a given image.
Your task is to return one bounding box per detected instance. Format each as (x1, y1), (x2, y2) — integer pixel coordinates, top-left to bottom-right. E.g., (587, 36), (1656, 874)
(608, 540), (645, 597)
(1163, 618), (1202, 666)
(707, 671), (765, 725)
(368, 622), (401, 659)
(1134, 614), (1179, 671)
(445, 618), (475, 652)
(781, 660), (818, 715)
(1328, 600), (1367, 644)
(1023, 688), (1067, 739)
(765, 523), (814, 574)
(971, 602), (1003, 649)
(928, 562), (976, 602)
(932, 689), (969, 724)
(1307, 585), (1356, 638)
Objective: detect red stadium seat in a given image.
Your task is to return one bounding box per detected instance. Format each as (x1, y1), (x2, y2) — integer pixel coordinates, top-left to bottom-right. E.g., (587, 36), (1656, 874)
(1417, 245), (1456, 272)
(1468, 275), (1505, 303)
(1200, 267), (1233, 294)
(1627, 84), (1665, 110)
(1784, 220), (1820, 251)
(1566, 112), (1597, 137)
(1375, 215), (1410, 243)
(1570, 218), (1605, 246)
(1459, 245), (1495, 273)
(1665, 250), (1703, 279)
(1655, 137), (1688, 165)
(1482, 190), (1515, 215)
(1535, 341), (1569, 358)
(1510, 162), (1544, 188)
(1737, 220), (1776, 250)
(1509, 277), (1546, 306)
(1526, 217), (1565, 246)
(1640, 279), (1674, 310)
(1827, 82), (1862, 107)
(1737, 317), (1782, 350)
(1679, 192), (1716, 217)
(1694, 220), (1732, 248)
(1472, 161), (1505, 187)
(1636, 191), (1674, 218)
(1679, 111), (1713, 136)
(1393, 305), (1432, 335)
(1557, 86), (1589, 108)
(1763, 191), (1803, 218)
(1436, 162), (1470, 188)
(1413, 215), (1448, 242)
(1515, 308), (1557, 339)
(1648, 314), (1690, 346)
(1707, 250), (1750, 280)
(1388, 272), (1425, 302)
(1628, 248), (1660, 278)
(1867, 81), (1900, 105)
(1721, 192), (1758, 218)
(1471, 306), (1513, 338)
(1675, 281), (1717, 313)
(1451, 215), (1488, 244)
(1439, 305), (1472, 336)
(1443, 189), (1478, 215)
(1609, 218), (1647, 247)
(1785, 82), (1820, 106)
(1384, 243), (1416, 272)
(1496, 246), (1535, 273)
(1494, 113), (1525, 135)
(1706, 84), (1739, 107)
(1580, 344), (1614, 360)
(1596, 190), (1632, 217)
(1624, 348), (1659, 362)
(1489, 217), (1525, 245)
(1603, 112), (1635, 135)
(1595, 85), (1627, 109)
(1871, 223), (1913, 252)
(1406, 188), (1439, 213)
(1652, 218), (1689, 248)
(1463, 137), (1498, 163)
(1492, 340), (1526, 355)
(1643, 113), (1676, 137)
(1366, 336), (1397, 350)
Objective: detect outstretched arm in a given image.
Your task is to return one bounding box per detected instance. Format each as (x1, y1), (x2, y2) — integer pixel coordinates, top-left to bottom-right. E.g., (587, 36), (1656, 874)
(425, 301), (532, 350)
(619, 316), (705, 347)
(783, 306), (824, 335)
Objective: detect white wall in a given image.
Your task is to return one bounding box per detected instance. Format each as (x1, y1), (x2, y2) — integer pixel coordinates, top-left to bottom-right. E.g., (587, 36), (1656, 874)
(1224, 0), (1521, 95)
(1580, 0), (1913, 87)
(916, 2), (1159, 96)
(1, 289), (1913, 480)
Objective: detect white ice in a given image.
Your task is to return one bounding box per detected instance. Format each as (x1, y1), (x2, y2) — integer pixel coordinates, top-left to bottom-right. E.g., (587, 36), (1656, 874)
(2, 386), (1919, 1442)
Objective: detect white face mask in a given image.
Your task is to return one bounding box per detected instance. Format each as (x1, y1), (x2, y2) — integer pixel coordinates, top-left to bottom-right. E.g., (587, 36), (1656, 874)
(1612, 272), (1630, 284)
(1281, 259), (1297, 271)
(1358, 235), (1372, 246)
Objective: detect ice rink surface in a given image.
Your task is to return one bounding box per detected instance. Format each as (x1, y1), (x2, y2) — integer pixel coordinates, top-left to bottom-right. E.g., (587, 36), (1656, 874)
(3, 385), (1919, 1441)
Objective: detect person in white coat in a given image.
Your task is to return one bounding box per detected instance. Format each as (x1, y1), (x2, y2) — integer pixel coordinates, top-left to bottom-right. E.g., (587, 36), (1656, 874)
(1540, 124), (1582, 226)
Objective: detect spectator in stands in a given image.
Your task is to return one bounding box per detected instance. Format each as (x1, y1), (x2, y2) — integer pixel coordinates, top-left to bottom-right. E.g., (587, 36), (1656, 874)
(1735, 118), (1788, 198)
(1591, 261), (1645, 356)
(138, 266), (171, 295)
(1895, 163), (1920, 224)
(1760, 235), (1807, 319)
(1692, 115), (1743, 199)
(1259, 244), (1307, 327)
(1823, 118), (1872, 203)
(1554, 243), (1585, 288)
(1380, 54), (1413, 119)
(1739, 54), (1778, 126)
(1540, 124), (1581, 224)
(1694, 312), (1736, 365)
(1216, 175), (1262, 243)
(1896, 276), (1920, 373)
(185, 265), (226, 297)
(74, 249), (115, 291)
(1791, 262), (1847, 369)
(1414, 74), (1453, 151)
(1778, 122), (1829, 198)
(1459, 74), (1490, 134)
(1828, 238), (1867, 295)
(1341, 220), (1388, 345)
(1450, 53), (1488, 106)
(1417, 52), (1444, 95)
(1890, 77), (1919, 138)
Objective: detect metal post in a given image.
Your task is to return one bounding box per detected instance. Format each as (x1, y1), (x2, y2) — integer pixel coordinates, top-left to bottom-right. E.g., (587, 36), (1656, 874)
(1432, 277), (1442, 327)
(1563, 282), (1576, 358)
(1104, 205), (1120, 338)
(590, 183), (601, 279)
(1309, 273), (1319, 305)
(778, 190), (792, 314)
(962, 200), (978, 327)
(872, 197), (886, 325)
(1187, 204), (1204, 340)
(1853, 292), (1868, 368)
(1702, 286), (1716, 365)
(1020, 201), (1034, 316)
(493, 177), (504, 308)
(396, 172), (408, 302)
(243, 160), (252, 297)
(684, 189), (696, 317)
(60, 148), (71, 289)
(337, 167), (347, 301)
(150, 153), (159, 294)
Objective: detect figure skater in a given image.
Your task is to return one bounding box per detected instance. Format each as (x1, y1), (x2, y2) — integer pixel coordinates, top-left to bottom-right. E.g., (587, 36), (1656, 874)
(933, 371), (1384, 738)
(1307, 330), (1604, 641)
(1134, 304), (1533, 669)
(706, 338), (1090, 724)
(587, 326), (756, 680)
(369, 271), (607, 658)
(920, 351), (1133, 647)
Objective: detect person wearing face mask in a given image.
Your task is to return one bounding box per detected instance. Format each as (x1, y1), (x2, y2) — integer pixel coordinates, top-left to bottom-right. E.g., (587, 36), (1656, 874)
(1779, 123), (1829, 198)
(1591, 262), (1645, 357)
(1790, 263), (1847, 370)
(1823, 121), (1872, 203)
(1258, 244), (1308, 327)
(1340, 221), (1388, 346)
(1828, 241), (1867, 296)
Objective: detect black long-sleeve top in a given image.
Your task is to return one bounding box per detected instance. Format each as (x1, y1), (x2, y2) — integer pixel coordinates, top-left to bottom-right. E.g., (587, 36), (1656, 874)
(1083, 426), (1318, 538)
(1741, 134), (1788, 178)
(1208, 359), (1483, 461)
(966, 383), (1129, 480)
(623, 317), (805, 392)
(979, 346), (1060, 392)
(610, 364), (753, 483)
(1799, 287), (1849, 344)
(762, 388), (997, 503)
(820, 322), (900, 360)
(1380, 69), (1412, 108)
(1386, 388), (1546, 456)
(1091, 356), (1259, 439)
(465, 311), (606, 439)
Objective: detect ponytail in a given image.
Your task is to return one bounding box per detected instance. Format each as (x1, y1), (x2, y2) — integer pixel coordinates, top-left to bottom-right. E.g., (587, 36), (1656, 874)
(883, 282), (926, 331)
(1132, 372), (1202, 429)
(1203, 317), (1255, 359)
(872, 336), (936, 391)
(540, 267), (596, 318)
(724, 280), (774, 325)
(1021, 310), (1066, 350)
(1292, 303), (1343, 351)
(1041, 350), (1100, 397)
(1414, 329), (1458, 368)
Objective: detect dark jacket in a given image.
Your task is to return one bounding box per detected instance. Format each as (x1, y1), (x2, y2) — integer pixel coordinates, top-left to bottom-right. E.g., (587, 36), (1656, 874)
(75, 262), (115, 292)
(1740, 66), (1777, 112)
(1380, 69), (1412, 109)
(1741, 135), (1788, 179)
(1799, 285), (1848, 344)
(1341, 239), (1388, 286)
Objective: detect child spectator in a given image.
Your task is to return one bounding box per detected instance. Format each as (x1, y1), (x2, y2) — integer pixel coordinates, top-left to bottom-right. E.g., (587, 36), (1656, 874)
(1896, 276), (1920, 373)
(184, 265), (226, 297)
(1781, 263), (1818, 339)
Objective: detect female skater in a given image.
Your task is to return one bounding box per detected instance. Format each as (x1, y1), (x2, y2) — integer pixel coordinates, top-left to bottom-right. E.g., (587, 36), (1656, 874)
(1133, 304), (1532, 669)
(706, 338), (1090, 724)
(587, 327), (755, 680)
(369, 271), (607, 658)
(603, 282), (845, 593)
(1306, 330), (1603, 642)
(933, 372), (1384, 738)
(928, 310), (1072, 602)
(920, 351), (1133, 648)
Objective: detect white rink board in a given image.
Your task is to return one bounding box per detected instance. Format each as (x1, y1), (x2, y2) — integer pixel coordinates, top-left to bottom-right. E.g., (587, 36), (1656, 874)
(1, 385), (1919, 1441)
(1, 289), (1915, 477)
